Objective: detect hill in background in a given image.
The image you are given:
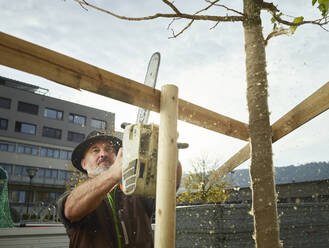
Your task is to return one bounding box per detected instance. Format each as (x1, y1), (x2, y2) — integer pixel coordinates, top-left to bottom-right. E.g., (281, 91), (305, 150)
(227, 161), (329, 188)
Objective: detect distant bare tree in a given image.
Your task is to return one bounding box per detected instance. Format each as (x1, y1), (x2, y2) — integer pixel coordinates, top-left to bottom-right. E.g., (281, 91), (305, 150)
(177, 155), (231, 205)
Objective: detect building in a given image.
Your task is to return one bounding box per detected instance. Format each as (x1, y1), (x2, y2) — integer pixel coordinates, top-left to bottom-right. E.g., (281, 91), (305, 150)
(0, 75), (118, 221)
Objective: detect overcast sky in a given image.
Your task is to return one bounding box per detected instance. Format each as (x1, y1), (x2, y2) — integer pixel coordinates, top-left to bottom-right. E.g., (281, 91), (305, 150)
(1, 0), (328, 172)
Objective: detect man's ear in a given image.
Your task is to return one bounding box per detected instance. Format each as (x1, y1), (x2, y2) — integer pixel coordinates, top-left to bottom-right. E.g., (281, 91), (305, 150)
(81, 159), (87, 171)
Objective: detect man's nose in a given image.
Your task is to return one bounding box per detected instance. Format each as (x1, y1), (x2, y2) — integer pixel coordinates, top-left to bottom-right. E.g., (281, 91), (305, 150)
(99, 149), (108, 157)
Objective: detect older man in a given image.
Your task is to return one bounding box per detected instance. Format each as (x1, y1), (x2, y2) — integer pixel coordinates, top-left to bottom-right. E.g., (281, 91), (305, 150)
(58, 130), (182, 248)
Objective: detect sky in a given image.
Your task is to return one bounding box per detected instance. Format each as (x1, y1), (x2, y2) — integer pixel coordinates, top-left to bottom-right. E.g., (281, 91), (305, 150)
(0, 0), (328, 172)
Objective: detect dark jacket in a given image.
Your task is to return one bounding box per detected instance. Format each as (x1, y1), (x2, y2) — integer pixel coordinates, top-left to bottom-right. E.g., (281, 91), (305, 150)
(57, 186), (154, 248)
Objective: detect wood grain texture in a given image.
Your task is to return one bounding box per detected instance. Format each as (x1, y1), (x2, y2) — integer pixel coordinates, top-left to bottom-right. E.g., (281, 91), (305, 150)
(0, 31), (249, 141)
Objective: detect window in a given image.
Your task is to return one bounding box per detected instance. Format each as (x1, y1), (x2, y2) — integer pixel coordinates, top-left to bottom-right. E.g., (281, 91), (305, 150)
(47, 149), (53, 158)
(51, 169), (58, 179)
(0, 118), (8, 130)
(10, 190), (26, 203)
(68, 131), (85, 143)
(60, 150), (72, 160)
(17, 144), (39, 156)
(42, 126), (62, 139)
(14, 165), (28, 176)
(69, 113), (86, 126)
(91, 118), (107, 130)
(15, 121), (36, 135)
(0, 141), (15, 152)
(44, 108), (63, 120)
(17, 144), (24, 153)
(68, 151), (72, 160)
(49, 192), (57, 201)
(44, 169), (57, 179)
(0, 97), (11, 109)
(35, 191), (48, 202)
(53, 149), (59, 159)
(36, 168), (45, 178)
(40, 147), (60, 159)
(35, 191), (58, 202)
(17, 101), (39, 115)
(60, 150), (68, 160)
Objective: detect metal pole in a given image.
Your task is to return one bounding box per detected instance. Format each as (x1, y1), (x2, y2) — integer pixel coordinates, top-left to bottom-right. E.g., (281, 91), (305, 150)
(26, 176), (32, 216)
(26, 168), (38, 217)
(154, 84), (178, 248)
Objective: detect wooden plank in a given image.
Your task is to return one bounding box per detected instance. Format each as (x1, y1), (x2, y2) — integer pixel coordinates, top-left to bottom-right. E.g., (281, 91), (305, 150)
(0, 31), (160, 112)
(272, 81), (329, 142)
(0, 31), (249, 141)
(178, 99), (249, 141)
(210, 81), (329, 183)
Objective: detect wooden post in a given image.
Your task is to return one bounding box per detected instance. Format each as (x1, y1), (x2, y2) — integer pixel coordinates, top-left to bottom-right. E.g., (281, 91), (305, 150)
(154, 84), (178, 248)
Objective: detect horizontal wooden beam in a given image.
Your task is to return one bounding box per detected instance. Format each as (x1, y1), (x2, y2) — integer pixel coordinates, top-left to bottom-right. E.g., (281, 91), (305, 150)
(210, 80), (329, 183)
(0, 31), (249, 141)
(178, 99), (249, 140)
(271, 81), (329, 142)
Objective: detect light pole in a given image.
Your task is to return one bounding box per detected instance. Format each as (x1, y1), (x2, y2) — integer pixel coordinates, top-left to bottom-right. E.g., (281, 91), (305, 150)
(26, 167), (38, 217)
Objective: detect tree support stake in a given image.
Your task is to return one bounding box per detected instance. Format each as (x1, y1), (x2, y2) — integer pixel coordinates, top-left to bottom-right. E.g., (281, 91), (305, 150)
(154, 84), (178, 248)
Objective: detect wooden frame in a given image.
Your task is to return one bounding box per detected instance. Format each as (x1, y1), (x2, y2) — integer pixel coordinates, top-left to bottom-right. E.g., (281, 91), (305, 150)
(0, 31), (248, 141)
(1, 31), (328, 248)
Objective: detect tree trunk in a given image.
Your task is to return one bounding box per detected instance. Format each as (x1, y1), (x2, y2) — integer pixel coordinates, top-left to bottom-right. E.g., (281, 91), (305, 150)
(243, 0), (281, 247)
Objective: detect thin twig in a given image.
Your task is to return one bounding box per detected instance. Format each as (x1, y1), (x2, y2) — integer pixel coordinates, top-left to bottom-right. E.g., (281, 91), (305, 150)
(197, 0), (221, 15)
(78, 0), (88, 11)
(210, 21), (220, 30)
(167, 17), (177, 30)
(169, 19), (194, 38)
(168, 0), (221, 37)
(205, 0), (244, 16)
(216, 4), (244, 16)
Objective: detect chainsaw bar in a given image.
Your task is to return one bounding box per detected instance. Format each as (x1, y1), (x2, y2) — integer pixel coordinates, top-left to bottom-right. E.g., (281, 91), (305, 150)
(136, 52), (160, 124)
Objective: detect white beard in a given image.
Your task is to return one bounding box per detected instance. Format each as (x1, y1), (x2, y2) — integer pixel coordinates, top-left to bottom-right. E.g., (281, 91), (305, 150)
(86, 166), (109, 177)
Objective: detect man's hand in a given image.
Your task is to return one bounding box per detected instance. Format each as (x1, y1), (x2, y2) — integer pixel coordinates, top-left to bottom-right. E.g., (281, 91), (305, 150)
(107, 148), (122, 183)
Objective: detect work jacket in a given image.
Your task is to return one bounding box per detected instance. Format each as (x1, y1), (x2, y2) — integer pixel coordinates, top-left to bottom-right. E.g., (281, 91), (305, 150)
(58, 186), (154, 248)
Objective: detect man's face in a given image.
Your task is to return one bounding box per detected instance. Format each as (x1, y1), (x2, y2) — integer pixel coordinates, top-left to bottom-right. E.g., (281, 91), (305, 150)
(81, 140), (117, 177)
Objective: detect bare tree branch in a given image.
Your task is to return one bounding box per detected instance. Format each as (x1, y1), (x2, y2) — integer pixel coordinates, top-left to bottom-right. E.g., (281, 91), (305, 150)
(162, 0), (181, 15)
(74, 0), (244, 22)
(72, 0), (328, 41)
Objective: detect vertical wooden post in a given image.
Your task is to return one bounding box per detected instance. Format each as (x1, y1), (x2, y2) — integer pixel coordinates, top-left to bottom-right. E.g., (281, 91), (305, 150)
(154, 84), (178, 248)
